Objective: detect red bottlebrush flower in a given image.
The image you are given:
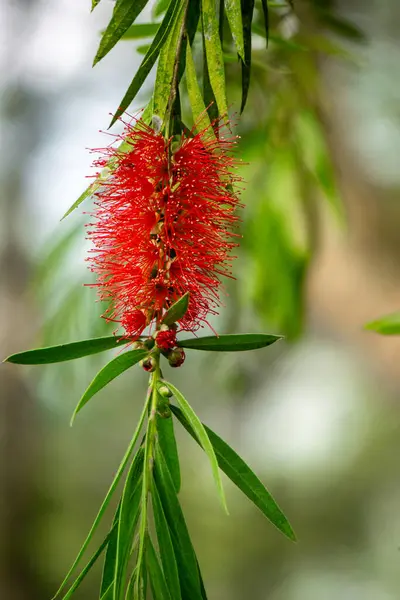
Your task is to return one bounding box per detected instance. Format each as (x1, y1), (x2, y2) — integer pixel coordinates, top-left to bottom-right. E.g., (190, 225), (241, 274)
(155, 329), (177, 351)
(87, 117), (241, 338)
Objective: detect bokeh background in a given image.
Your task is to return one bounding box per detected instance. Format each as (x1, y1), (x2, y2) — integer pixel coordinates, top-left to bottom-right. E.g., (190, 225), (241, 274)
(1, 0), (400, 598)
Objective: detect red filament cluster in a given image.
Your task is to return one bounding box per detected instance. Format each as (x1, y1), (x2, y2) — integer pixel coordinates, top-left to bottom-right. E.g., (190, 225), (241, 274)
(87, 119), (241, 339)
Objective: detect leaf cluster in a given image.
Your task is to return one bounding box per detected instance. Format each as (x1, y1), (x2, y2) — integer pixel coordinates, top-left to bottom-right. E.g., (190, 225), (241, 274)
(6, 294), (295, 598)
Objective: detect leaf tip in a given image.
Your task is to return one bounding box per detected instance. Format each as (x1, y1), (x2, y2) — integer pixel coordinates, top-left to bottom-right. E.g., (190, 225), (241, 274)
(285, 524), (297, 542)
(363, 321), (376, 332)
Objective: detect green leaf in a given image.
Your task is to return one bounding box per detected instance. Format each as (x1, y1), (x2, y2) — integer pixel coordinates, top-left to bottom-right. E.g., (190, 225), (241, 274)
(156, 406), (181, 492)
(171, 405), (296, 541)
(260, 0), (269, 47)
(153, 3), (185, 120)
(100, 454), (144, 598)
(51, 400), (148, 599)
(294, 110), (343, 220)
(153, 0), (170, 18)
(161, 381), (228, 513)
(5, 336), (132, 365)
(34, 222), (82, 288)
(185, 41), (214, 136)
(319, 11), (366, 42)
(197, 559), (209, 600)
(152, 485), (182, 600)
(61, 533), (112, 599)
(71, 349), (148, 423)
(100, 503), (121, 597)
(161, 292), (190, 326)
(252, 24), (307, 51)
(100, 583), (113, 600)
(153, 444), (204, 600)
(202, 29), (218, 124)
(92, 0), (102, 10)
(201, 0), (228, 116)
(224, 0), (245, 60)
(136, 43), (151, 55)
(178, 333), (283, 352)
(61, 180), (99, 221)
(240, 0), (255, 113)
(114, 453), (144, 600)
(110, 0), (181, 126)
(121, 22), (159, 39)
(145, 535), (173, 600)
(365, 312), (400, 335)
(93, 0), (150, 66)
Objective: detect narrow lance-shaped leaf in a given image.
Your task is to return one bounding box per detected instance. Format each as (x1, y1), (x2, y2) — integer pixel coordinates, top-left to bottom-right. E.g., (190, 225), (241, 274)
(34, 222), (82, 288)
(153, 444), (204, 600)
(224, 0), (245, 60)
(145, 534), (173, 600)
(202, 29), (219, 124)
(153, 3), (186, 120)
(365, 312), (400, 335)
(113, 454), (144, 600)
(161, 292), (190, 326)
(152, 484), (182, 600)
(171, 405), (296, 541)
(100, 503), (121, 597)
(201, 0), (228, 116)
(51, 399), (149, 599)
(61, 531), (113, 600)
(161, 381), (228, 513)
(156, 404), (181, 492)
(240, 0), (255, 113)
(183, 0), (201, 63)
(110, 0), (181, 126)
(121, 22), (159, 39)
(197, 557), (209, 600)
(100, 455), (144, 598)
(71, 349), (148, 423)
(100, 583), (113, 600)
(93, 0), (150, 66)
(4, 335), (132, 365)
(153, 0), (170, 18)
(318, 11), (367, 42)
(61, 181), (99, 220)
(185, 41), (215, 137)
(178, 333), (283, 352)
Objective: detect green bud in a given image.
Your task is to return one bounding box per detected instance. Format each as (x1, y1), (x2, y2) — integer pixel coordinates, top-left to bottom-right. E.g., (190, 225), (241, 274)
(168, 347), (185, 368)
(158, 384), (172, 398)
(140, 356), (157, 372)
(132, 340), (145, 350)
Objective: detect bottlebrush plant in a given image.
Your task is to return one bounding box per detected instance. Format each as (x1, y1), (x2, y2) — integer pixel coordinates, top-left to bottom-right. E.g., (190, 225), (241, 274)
(5, 1), (297, 599)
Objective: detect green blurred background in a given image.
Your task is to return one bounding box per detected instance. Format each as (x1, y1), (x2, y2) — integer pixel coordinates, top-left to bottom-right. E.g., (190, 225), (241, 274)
(1, 0), (400, 598)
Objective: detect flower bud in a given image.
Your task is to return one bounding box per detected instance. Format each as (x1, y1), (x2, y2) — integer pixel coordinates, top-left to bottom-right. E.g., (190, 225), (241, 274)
(140, 356), (157, 372)
(155, 329), (177, 351)
(131, 340), (145, 350)
(168, 347), (185, 368)
(158, 385), (173, 398)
